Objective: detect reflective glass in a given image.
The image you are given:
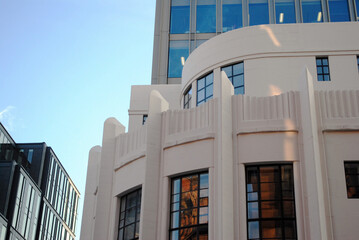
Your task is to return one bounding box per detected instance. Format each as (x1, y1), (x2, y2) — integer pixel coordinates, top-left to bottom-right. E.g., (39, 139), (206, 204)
(248, 202), (259, 219)
(261, 220), (282, 238)
(181, 209), (198, 226)
(275, 0), (296, 24)
(248, 221), (259, 239)
(168, 41), (189, 78)
(170, 0), (190, 34)
(356, 0), (359, 20)
(328, 0), (350, 22)
(196, 0), (216, 33)
(173, 179), (180, 194)
(124, 224), (135, 240)
(302, 0), (323, 23)
(200, 173), (209, 189)
(223, 0), (243, 32)
(172, 212), (179, 228)
(249, 0), (269, 26)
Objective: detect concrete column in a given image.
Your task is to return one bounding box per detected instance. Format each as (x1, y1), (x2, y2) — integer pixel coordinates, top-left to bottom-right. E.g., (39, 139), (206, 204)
(141, 90), (169, 240)
(213, 69), (235, 239)
(93, 118), (125, 240)
(80, 146), (101, 240)
(297, 68), (333, 240)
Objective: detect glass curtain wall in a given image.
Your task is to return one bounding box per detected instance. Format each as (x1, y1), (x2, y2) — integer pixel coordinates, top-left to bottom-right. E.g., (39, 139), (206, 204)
(275, 0), (296, 23)
(328, 0), (350, 21)
(196, 0), (216, 33)
(170, 0), (190, 33)
(301, 0), (323, 22)
(168, 41), (189, 78)
(248, 0), (270, 25)
(223, 0), (243, 32)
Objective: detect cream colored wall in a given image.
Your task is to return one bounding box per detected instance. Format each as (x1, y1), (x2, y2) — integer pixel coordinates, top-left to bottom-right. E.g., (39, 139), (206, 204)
(324, 132), (359, 240)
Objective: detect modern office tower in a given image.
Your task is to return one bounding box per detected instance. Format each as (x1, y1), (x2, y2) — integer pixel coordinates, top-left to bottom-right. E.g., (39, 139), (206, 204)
(80, 0), (359, 239)
(152, 0), (359, 84)
(0, 123), (80, 240)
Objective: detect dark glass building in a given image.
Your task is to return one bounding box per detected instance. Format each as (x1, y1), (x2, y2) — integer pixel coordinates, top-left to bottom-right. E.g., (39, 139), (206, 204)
(0, 123), (79, 240)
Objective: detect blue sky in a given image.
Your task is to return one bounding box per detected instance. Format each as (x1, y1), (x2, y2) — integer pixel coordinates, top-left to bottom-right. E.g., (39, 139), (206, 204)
(0, 0), (156, 238)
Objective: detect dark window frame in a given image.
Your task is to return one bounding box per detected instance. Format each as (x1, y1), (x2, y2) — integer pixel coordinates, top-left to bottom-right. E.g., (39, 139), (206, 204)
(183, 86), (192, 109)
(221, 61), (245, 95)
(196, 72), (213, 106)
(169, 172), (209, 240)
(344, 161), (359, 198)
(118, 188), (142, 240)
(316, 57), (331, 81)
(245, 163), (297, 240)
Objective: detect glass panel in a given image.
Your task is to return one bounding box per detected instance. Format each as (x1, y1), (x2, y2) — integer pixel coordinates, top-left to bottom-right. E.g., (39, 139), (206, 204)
(172, 202), (180, 211)
(200, 189), (208, 197)
(206, 73), (213, 84)
(345, 163), (359, 174)
(275, 0), (296, 23)
(249, 0), (269, 26)
(125, 207), (136, 225)
(196, 0), (216, 33)
(180, 209), (198, 227)
(172, 194), (180, 203)
(171, 230), (179, 240)
(135, 223), (140, 238)
(247, 192), (258, 201)
(283, 201), (295, 217)
(124, 224), (135, 240)
(200, 197), (208, 206)
(168, 41), (189, 78)
(285, 220), (296, 239)
(356, 0), (359, 20)
(261, 201), (282, 218)
(170, 0), (190, 34)
(198, 78), (205, 90)
(127, 192), (137, 208)
(200, 173), (209, 189)
(260, 166), (280, 182)
(181, 191), (198, 208)
(173, 179), (181, 194)
(223, 0), (243, 32)
(235, 86), (245, 95)
(233, 75), (244, 88)
(302, 0), (323, 23)
(233, 62), (244, 75)
(247, 167), (258, 184)
(261, 220), (282, 238)
(248, 202), (259, 219)
(198, 225), (208, 239)
(199, 207), (208, 223)
(260, 182), (281, 200)
(328, 0), (350, 22)
(172, 212), (179, 228)
(180, 227), (196, 239)
(205, 84), (213, 98)
(248, 221), (260, 239)
(182, 175), (198, 192)
(222, 66), (232, 77)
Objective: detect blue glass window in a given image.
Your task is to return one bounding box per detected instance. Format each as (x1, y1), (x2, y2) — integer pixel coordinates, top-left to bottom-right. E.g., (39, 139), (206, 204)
(328, 0), (350, 22)
(275, 0), (296, 24)
(316, 57), (330, 81)
(222, 62), (245, 95)
(248, 0), (269, 26)
(197, 73), (213, 106)
(183, 86), (192, 109)
(196, 0), (216, 33)
(170, 0), (190, 34)
(168, 41), (189, 78)
(223, 0), (243, 32)
(356, 0), (359, 20)
(301, 0), (323, 23)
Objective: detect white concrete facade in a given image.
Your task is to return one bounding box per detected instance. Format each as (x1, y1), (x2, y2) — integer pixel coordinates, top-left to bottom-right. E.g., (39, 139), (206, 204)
(80, 22), (359, 240)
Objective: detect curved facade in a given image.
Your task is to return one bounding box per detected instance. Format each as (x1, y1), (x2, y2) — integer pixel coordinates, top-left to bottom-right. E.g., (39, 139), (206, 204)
(81, 21), (359, 240)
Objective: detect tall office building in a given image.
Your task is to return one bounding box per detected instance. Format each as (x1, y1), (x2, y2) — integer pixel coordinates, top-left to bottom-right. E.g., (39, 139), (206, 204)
(80, 0), (359, 239)
(0, 123), (80, 240)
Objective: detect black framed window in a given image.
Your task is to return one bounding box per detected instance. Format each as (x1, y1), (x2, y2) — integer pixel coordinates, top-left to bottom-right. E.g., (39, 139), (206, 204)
(344, 161), (359, 198)
(170, 172), (209, 240)
(222, 62), (245, 95)
(142, 115), (148, 125)
(316, 57), (330, 81)
(197, 73), (213, 106)
(246, 164), (297, 240)
(118, 189), (142, 240)
(183, 86), (192, 109)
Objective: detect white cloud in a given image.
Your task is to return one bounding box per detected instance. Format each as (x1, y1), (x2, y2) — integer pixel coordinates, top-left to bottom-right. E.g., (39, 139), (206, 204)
(0, 106), (16, 131)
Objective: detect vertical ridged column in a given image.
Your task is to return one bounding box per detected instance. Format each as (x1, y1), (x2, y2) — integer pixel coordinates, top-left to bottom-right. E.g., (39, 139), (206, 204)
(297, 68), (333, 240)
(213, 69), (235, 240)
(93, 118), (125, 240)
(141, 90), (169, 240)
(80, 146), (102, 240)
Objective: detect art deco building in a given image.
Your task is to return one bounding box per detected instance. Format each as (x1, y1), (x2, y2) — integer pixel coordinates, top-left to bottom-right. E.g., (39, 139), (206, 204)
(80, 0), (359, 239)
(0, 123), (80, 240)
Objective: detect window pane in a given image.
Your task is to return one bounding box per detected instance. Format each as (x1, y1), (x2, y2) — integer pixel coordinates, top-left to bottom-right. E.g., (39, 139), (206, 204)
(197, 0), (216, 33)
(200, 173), (209, 189)
(124, 224), (135, 240)
(328, 0), (350, 22)
(248, 221), (260, 239)
(118, 189), (141, 240)
(223, 0), (243, 32)
(181, 191), (198, 208)
(170, 0), (190, 34)
(260, 166), (280, 182)
(302, 0), (323, 23)
(249, 0), (269, 26)
(248, 202), (259, 219)
(168, 41), (189, 78)
(222, 66), (232, 77)
(180, 209), (198, 227)
(172, 212), (179, 228)
(173, 179), (180, 194)
(261, 201), (282, 218)
(275, 0), (296, 24)
(261, 220), (282, 238)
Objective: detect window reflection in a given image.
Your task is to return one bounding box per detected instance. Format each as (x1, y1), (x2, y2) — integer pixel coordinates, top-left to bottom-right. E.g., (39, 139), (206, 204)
(118, 189), (141, 240)
(275, 0), (296, 24)
(223, 0), (243, 32)
(301, 0), (323, 23)
(170, 173), (208, 240)
(196, 0), (216, 33)
(168, 41), (189, 78)
(246, 164), (297, 240)
(170, 0), (190, 34)
(328, 0), (350, 22)
(248, 0), (269, 26)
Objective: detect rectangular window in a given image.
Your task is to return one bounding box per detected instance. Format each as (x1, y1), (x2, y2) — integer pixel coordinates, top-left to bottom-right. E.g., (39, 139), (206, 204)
(301, 0), (323, 23)
(275, 0), (296, 24)
(170, 172), (208, 240)
(196, 0), (216, 33)
(248, 0), (269, 26)
(118, 189), (142, 240)
(142, 115), (148, 125)
(222, 62), (245, 95)
(168, 41), (189, 78)
(197, 73), (213, 106)
(328, 0), (350, 22)
(344, 161), (359, 198)
(170, 0), (190, 34)
(246, 164), (297, 240)
(183, 86), (192, 109)
(316, 57), (330, 81)
(222, 0), (243, 32)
